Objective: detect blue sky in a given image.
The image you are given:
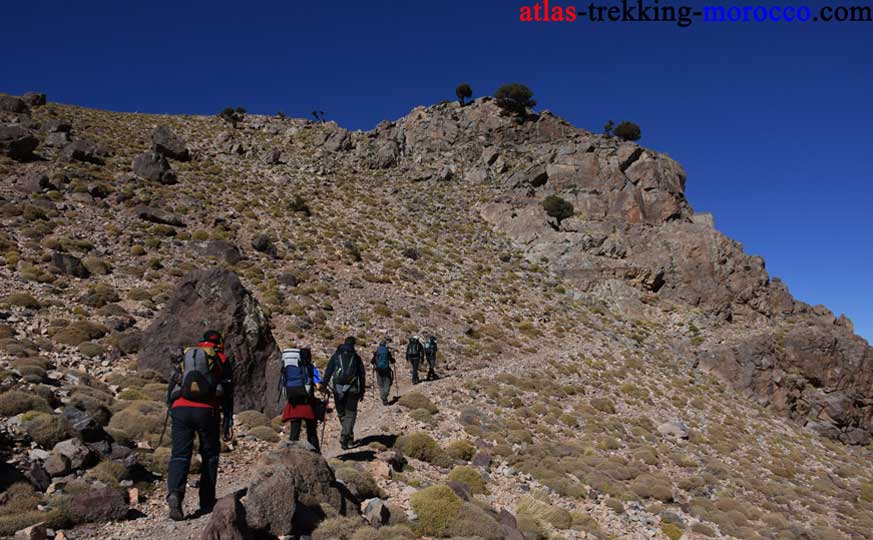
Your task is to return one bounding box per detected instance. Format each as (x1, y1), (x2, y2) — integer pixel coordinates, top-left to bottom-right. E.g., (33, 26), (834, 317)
(3, 1), (870, 340)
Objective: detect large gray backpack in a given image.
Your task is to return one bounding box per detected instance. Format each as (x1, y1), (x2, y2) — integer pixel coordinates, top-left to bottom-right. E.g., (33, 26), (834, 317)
(170, 346), (222, 403)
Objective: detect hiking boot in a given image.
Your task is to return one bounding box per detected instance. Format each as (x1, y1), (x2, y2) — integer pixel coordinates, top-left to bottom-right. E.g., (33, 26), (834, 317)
(340, 437), (350, 450)
(382, 398), (389, 406)
(167, 492), (184, 521)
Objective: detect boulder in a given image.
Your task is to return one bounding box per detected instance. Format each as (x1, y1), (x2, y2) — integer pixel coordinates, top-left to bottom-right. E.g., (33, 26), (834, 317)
(361, 498), (390, 527)
(62, 406), (106, 442)
(52, 438), (96, 470)
(15, 172), (55, 193)
(0, 94), (29, 114)
(44, 453), (71, 477)
(657, 420), (690, 439)
(44, 131), (71, 147)
(21, 92), (47, 107)
(375, 449), (406, 472)
(14, 522), (46, 540)
(61, 139), (106, 165)
(242, 442), (357, 536)
(0, 125), (39, 161)
(251, 235), (277, 258)
(151, 125), (190, 161)
(69, 486), (128, 523)
(498, 509), (526, 540)
(133, 205), (186, 227)
(44, 120), (71, 133)
(138, 269), (282, 415)
(202, 491), (251, 540)
(132, 151), (177, 185)
(196, 240), (242, 265)
(24, 462), (50, 492)
(50, 252), (90, 278)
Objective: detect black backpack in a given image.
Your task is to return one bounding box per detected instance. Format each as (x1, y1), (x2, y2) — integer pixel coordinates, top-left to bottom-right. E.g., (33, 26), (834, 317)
(333, 346), (358, 386)
(406, 338), (422, 359)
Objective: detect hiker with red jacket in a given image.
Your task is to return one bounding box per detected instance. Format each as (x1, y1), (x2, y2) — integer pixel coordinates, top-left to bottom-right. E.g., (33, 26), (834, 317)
(165, 330), (234, 521)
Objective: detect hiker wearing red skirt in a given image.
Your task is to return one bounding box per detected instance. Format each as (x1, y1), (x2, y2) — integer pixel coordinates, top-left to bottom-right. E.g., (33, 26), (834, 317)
(279, 347), (323, 452)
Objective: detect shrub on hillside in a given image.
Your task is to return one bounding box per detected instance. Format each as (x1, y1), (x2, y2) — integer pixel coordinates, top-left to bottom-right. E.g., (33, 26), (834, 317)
(0, 390), (50, 416)
(409, 485), (462, 537)
(396, 432), (451, 466)
(249, 425), (279, 442)
(455, 83), (473, 106)
(447, 465), (487, 494)
(543, 195), (574, 227)
(446, 439), (476, 461)
(397, 392), (438, 414)
(494, 83), (536, 116)
(614, 121), (642, 141)
(24, 413), (68, 448)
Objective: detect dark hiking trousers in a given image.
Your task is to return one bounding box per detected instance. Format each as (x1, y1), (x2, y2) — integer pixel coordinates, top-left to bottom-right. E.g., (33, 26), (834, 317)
(425, 354), (437, 381)
(409, 357), (421, 384)
(334, 391), (360, 446)
(289, 418), (320, 451)
(376, 370), (392, 403)
(167, 407), (220, 510)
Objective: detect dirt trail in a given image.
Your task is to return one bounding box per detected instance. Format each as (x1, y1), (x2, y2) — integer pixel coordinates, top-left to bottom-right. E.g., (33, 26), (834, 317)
(88, 361), (430, 540)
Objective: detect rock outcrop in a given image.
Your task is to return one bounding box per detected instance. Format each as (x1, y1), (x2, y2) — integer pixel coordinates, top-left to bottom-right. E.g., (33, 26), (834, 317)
(151, 125), (190, 161)
(132, 151), (177, 184)
(342, 98), (873, 444)
(0, 125), (39, 161)
(137, 269), (282, 415)
(202, 442), (357, 538)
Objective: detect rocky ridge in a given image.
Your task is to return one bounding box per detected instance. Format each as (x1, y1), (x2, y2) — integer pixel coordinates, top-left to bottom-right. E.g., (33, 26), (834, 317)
(0, 92), (872, 540)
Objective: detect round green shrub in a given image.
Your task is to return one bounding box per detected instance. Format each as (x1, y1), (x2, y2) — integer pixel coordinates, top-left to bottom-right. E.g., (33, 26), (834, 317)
(24, 413), (68, 448)
(446, 439), (476, 461)
(249, 425), (279, 442)
(447, 465), (487, 494)
(409, 485), (462, 537)
(397, 392), (438, 414)
(0, 390), (50, 416)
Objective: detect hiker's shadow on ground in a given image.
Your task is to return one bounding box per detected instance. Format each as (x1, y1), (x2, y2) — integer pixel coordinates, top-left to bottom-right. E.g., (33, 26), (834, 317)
(336, 434), (398, 462)
(357, 434), (397, 448)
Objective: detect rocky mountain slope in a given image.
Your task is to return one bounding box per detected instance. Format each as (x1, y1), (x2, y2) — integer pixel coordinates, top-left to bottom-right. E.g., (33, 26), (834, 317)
(1, 92), (872, 540)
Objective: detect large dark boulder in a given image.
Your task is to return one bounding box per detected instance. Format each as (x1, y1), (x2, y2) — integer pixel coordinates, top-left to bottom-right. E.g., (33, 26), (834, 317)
(0, 94), (29, 114)
(132, 151), (177, 185)
(61, 139), (106, 165)
(50, 252), (90, 278)
(0, 125), (38, 161)
(242, 442), (357, 536)
(137, 269), (282, 415)
(251, 235), (277, 258)
(133, 205), (186, 227)
(151, 125), (190, 161)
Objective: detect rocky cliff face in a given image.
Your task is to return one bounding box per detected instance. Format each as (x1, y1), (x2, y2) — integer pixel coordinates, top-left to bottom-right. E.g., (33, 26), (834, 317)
(319, 98), (873, 444)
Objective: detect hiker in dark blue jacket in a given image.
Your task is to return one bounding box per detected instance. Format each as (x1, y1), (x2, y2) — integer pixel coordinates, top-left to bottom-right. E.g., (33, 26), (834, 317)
(322, 337), (366, 450)
(371, 340), (395, 406)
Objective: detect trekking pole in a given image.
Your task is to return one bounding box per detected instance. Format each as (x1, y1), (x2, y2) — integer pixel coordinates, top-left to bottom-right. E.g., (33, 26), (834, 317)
(157, 408), (170, 448)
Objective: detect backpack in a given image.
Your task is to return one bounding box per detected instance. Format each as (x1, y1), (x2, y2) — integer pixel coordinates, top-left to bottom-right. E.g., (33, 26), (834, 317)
(173, 346), (222, 403)
(281, 348), (313, 403)
(375, 344), (391, 372)
(406, 338), (422, 359)
(423, 338), (435, 357)
(333, 346), (358, 386)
